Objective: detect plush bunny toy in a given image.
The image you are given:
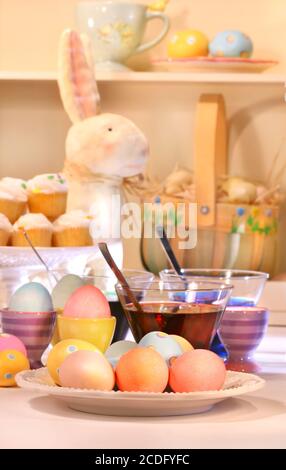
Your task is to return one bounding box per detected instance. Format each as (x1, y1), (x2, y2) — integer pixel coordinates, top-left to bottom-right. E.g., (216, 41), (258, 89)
(58, 30), (149, 221)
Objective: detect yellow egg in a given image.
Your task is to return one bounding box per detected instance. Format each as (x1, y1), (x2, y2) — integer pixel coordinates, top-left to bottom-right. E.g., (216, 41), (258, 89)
(0, 349), (30, 387)
(170, 335), (194, 352)
(47, 339), (99, 385)
(167, 30), (209, 58)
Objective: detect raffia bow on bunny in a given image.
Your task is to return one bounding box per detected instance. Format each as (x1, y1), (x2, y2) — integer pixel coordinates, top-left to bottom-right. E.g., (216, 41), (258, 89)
(57, 30), (149, 238)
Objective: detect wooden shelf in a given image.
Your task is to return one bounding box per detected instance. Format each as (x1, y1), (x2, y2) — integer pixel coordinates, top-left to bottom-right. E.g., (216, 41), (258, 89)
(0, 70), (285, 85)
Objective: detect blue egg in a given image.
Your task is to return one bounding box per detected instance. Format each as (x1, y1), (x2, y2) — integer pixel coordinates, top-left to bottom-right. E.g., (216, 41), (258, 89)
(51, 274), (85, 310)
(9, 282), (53, 313)
(209, 30), (253, 58)
(105, 340), (137, 368)
(139, 331), (183, 363)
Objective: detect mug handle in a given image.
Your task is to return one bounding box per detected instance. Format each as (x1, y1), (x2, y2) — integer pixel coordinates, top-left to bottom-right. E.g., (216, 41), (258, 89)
(134, 12), (170, 54)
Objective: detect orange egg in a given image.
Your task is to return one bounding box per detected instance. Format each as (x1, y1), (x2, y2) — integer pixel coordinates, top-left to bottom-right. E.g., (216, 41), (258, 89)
(169, 349), (226, 393)
(59, 350), (115, 391)
(116, 347), (169, 393)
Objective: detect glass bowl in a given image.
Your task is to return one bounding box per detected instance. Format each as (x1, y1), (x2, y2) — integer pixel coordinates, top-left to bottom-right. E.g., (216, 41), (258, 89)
(115, 280), (232, 349)
(160, 269), (268, 358)
(160, 269), (268, 306)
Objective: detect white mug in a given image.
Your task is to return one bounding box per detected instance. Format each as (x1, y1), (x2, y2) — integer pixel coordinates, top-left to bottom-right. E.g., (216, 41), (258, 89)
(76, 1), (170, 69)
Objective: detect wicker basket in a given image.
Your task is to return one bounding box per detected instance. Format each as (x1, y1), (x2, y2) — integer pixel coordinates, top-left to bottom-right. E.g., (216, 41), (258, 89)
(140, 94), (279, 275)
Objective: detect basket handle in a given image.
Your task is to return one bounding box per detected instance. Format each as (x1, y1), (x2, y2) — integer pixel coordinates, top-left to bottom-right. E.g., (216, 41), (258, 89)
(194, 94), (228, 227)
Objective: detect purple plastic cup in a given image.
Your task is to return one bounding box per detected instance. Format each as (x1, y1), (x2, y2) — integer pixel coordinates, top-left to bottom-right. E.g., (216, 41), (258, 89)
(219, 306), (269, 372)
(1, 309), (56, 369)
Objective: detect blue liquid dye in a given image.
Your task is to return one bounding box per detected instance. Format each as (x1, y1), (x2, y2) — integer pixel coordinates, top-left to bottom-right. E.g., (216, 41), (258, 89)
(211, 297), (255, 359)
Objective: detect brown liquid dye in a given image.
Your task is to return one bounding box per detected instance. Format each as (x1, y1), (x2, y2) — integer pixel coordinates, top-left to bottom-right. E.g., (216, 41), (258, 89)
(124, 301), (224, 349)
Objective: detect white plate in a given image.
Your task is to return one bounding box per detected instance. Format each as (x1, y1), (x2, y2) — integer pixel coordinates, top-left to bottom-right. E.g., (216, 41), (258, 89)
(152, 57), (278, 73)
(16, 367), (265, 417)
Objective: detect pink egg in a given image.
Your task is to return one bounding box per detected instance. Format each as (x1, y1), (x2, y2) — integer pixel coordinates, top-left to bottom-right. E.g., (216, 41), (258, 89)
(0, 333), (27, 357)
(63, 285), (111, 319)
(169, 349), (226, 393)
(59, 350), (115, 390)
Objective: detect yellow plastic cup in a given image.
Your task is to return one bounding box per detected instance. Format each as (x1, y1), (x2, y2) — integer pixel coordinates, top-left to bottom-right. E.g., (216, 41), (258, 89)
(51, 308), (63, 346)
(57, 316), (116, 352)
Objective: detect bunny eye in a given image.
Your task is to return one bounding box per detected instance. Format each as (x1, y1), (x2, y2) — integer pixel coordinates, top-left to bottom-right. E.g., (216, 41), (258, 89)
(108, 127), (113, 132)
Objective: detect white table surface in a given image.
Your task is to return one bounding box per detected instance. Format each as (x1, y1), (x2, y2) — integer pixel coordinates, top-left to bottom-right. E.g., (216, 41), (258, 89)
(0, 327), (286, 450)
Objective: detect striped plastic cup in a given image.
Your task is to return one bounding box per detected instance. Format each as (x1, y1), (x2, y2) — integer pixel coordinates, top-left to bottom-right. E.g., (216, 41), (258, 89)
(1, 309), (56, 369)
(219, 306), (269, 371)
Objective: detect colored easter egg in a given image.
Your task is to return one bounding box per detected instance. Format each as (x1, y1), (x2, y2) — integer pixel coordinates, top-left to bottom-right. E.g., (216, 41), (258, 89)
(168, 30), (209, 59)
(52, 274), (85, 310)
(9, 282), (53, 313)
(170, 335), (194, 352)
(105, 340), (137, 368)
(47, 338), (99, 385)
(116, 347), (169, 393)
(0, 349), (30, 387)
(169, 349), (226, 393)
(59, 350), (115, 390)
(209, 30), (253, 58)
(139, 331), (182, 363)
(63, 285), (111, 319)
(0, 333), (27, 356)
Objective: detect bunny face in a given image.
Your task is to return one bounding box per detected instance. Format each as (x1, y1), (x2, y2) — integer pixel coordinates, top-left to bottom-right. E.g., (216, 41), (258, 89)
(65, 113), (149, 178)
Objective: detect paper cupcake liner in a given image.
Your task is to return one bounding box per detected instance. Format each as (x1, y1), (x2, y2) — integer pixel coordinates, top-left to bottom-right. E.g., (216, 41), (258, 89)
(11, 228), (53, 247)
(28, 192), (67, 221)
(0, 199), (27, 224)
(0, 229), (10, 246)
(52, 227), (93, 247)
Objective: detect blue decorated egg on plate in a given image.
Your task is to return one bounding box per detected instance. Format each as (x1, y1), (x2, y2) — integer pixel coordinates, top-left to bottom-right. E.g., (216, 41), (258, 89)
(209, 30), (253, 58)
(9, 282), (53, 312)
(138, 331), (183, 363)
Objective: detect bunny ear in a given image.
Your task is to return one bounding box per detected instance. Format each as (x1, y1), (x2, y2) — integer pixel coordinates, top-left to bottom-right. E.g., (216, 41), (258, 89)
(58, 29), (100, 123)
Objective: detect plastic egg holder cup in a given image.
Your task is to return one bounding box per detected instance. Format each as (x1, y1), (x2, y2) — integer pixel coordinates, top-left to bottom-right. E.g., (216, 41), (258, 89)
(76, 1), (170, 71)
(219, 306), (269, 373)
(0, 308), (56, 369)
(57, 316), (116, 353)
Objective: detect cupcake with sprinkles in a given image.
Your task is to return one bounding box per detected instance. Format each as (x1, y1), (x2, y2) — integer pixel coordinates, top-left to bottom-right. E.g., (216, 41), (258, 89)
(0, 213), (13, 246)
(0, 177), (28, 223)
(27, 173), (68, 221)
(53, 210), (93, 247)
(11, 213), (54, 247)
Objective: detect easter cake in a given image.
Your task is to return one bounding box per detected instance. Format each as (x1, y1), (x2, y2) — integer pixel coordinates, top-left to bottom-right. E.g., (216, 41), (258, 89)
(11, 213), (54, 247)
(52, 210), (93, 247)
(0, 177), (28, 223)
(27, 173), (68, 221)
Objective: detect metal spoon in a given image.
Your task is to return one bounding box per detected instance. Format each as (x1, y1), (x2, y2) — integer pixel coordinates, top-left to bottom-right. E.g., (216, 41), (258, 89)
(156, 225), (187, 282)
(22, 229), (58, 284)
(98, 242), (144, 314)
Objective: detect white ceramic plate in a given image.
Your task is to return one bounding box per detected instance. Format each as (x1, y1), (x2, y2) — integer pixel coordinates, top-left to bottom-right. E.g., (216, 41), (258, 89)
(152, 57), (278, 73)
(16, 367), (265, 417)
